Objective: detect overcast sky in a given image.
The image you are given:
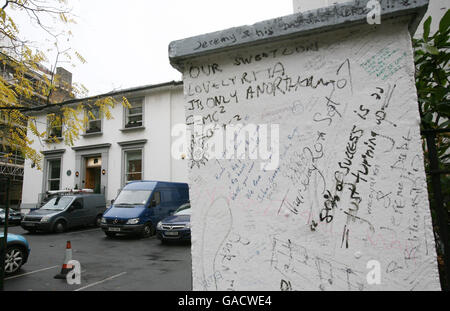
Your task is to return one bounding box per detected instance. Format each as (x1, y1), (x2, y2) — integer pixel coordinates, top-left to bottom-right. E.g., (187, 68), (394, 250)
(60, 0), (292, 96)
(10, 0), (447, 97)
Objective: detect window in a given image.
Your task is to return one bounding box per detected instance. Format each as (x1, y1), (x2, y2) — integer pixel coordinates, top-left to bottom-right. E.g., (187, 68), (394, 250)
(71, 198), (84, 209)
(125, 99), (143, 128)
(85, 107), (102, 134)
(41, 196), (72, 210)
(47, 158), (61, 191)
(124, 149), (142, 183)
(152, 191), (161, 206)
(47, 114), (63, 139)
(115, 190), (152, 205)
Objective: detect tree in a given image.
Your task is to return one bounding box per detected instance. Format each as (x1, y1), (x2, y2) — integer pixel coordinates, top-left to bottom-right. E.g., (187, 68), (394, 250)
(413, 10), (450, 290)
(0, 0), (129, 170)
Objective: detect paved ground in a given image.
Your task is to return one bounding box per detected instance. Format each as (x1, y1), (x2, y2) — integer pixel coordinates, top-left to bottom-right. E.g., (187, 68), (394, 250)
(2, 225), (192, 291)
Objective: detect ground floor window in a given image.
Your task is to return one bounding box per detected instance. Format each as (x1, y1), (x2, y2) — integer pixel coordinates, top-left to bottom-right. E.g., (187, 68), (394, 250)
(124, 149), (142, 183)
(47, 158), (61, 191)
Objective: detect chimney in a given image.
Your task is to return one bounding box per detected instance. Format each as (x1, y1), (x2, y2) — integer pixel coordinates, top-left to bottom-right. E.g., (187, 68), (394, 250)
(50, 67), (73, 103)
(56, 67), (72, 90)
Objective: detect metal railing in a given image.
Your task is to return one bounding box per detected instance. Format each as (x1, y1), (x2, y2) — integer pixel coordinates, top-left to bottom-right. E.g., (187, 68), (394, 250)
(0, 151), (25, 165)
(0, 151), (24, 180)
(37, 186), (107, 208)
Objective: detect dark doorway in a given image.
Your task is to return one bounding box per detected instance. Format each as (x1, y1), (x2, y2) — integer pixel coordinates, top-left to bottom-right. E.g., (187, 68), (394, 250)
(85, 157), (101, 193)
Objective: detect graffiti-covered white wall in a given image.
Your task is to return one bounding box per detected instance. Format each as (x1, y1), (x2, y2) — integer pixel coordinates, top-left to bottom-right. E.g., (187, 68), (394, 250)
(170, 0), (441, 290)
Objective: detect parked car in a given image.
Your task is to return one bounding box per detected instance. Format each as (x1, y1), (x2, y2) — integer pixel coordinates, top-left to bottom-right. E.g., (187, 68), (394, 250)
(0, 233), (30, 275)
(156, 203), (191, 242)
(0, 208), (23, 225)
(21, 194), (106, 233)
(101, 181), (189, 238)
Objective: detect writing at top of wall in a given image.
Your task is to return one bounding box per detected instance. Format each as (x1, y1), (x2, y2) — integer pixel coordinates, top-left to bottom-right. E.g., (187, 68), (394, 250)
(169, 0), (429, 69)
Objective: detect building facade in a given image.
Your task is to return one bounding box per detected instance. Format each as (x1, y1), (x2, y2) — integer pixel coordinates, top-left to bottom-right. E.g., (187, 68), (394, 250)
(20, 81), (188, 212)
(1, 51), (73, 210)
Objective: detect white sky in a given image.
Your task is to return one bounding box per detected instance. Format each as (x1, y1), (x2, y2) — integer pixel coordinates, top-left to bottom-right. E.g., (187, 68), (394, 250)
(63, 0), (293, 96)
(13, 0), (446, 97)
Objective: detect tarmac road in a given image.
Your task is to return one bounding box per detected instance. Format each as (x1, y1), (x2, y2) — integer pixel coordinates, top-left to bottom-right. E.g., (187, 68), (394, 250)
(2, 225), (192, 291)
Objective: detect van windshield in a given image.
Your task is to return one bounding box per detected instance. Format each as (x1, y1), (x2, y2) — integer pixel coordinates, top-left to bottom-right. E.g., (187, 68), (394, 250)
(41, 196), (73, 211)
(114, 190), (151, 207)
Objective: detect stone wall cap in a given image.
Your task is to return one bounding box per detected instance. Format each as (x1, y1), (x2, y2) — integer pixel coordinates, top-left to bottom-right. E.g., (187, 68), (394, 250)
(169, 0), (428, 71)
(41, 149), (66, 156)
(72, 143), (111, 151)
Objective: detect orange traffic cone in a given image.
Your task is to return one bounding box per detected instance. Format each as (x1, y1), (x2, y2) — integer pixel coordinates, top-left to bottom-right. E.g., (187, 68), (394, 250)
(54, 241), (74, 279)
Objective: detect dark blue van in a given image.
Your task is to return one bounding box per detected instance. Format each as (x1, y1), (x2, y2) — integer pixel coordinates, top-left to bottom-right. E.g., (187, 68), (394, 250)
(100, 181), (189, 238)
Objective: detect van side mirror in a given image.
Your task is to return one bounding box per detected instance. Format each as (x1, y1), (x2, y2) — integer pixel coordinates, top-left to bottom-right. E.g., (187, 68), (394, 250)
(150, 198), (156, 208)
(110, 199), (115, 205)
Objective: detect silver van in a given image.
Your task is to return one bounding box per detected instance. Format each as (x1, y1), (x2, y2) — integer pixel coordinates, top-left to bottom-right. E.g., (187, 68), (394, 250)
(21, 194), (106, 233)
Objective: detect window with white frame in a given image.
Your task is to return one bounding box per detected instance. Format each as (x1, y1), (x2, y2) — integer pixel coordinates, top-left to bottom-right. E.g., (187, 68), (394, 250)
(47, 114), (63, 139)
(47, 158), (61, 191)
(125, 99), (143, 128)
(124, 149), (143, 183)
(85, 106), (102, 134)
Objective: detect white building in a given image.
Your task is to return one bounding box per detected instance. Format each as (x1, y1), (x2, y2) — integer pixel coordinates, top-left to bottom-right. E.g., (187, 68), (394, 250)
(20, 81), (188, 212)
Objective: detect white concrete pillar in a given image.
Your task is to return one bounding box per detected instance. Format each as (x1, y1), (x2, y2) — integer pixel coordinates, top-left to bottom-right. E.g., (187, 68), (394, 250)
(170, 0), (441, 291)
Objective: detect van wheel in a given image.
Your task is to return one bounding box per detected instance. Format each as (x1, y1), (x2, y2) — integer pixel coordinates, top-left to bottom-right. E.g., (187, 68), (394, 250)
(94, 215), (102, 227)
(53, 221), (66, 233)
(105, 231), (116, 238)
(141, 223), (154, 238)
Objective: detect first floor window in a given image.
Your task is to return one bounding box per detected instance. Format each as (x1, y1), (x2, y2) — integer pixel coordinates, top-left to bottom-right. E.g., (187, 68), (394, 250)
(86, 106), (102, 133)
(47, 158), (61, 191)
(124, 149), (142, 183)
(47, 114), (63, 139)
(125, 99), (143, 128)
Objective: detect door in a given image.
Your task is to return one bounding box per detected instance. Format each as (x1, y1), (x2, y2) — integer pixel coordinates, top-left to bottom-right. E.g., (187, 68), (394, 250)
(162, 189), (178, 216)
(67, 198), (85, 227)
(85, 157), (102, 193)
(85, 167), (101, 192)
(149, 190), (162, 223)
(84, 196), (98, 223)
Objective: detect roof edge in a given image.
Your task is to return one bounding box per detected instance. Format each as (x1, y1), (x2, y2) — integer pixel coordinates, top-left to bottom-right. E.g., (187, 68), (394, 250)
(25, 80), (183, 114)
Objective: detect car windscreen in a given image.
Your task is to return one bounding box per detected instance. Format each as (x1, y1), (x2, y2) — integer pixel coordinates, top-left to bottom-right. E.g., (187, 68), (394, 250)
(114, 190), (151, 207)
(175, 204), (190, 214)
(41, 196), (73, 211)
(175, 208), (191, 216)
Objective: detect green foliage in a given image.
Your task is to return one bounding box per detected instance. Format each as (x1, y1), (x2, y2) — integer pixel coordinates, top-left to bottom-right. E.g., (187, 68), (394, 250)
(413, 10), (450, 290)
(0, 0), (128, 169)
(414, 11), (450, 172)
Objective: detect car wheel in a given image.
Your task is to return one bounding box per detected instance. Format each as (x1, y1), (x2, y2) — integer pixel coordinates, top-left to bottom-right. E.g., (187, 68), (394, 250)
(94, 215), (102, 227)
(5, 246), (25, 275)
(141, 223), (154, 238)
(53, 221), (66, 233)
(105, 231), (116, 238)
